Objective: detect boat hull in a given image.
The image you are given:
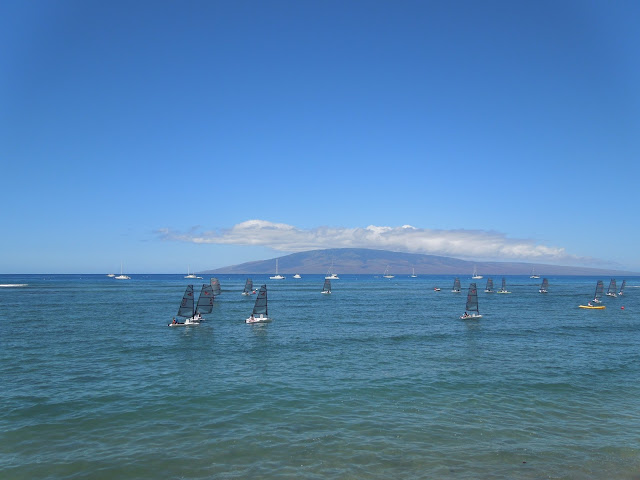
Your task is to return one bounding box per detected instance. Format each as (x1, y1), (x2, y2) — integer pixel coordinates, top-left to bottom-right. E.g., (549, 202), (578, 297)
(497, 291), (511, 294)
(246, 314), (272, 324)
(321, 291), (331, 294)
(460, 314), (482, 319)
(579, 305), (606, 309)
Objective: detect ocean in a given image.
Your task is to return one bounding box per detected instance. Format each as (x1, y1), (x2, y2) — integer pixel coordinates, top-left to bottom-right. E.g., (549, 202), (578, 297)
(1, 274), (639, 479)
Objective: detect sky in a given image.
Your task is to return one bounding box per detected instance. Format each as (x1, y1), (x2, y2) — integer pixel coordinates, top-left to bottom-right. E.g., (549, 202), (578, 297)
(1, 0), (639, 273)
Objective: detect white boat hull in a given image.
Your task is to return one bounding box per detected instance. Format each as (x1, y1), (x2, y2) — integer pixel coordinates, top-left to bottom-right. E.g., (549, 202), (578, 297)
(460, 313), (482, 319)
(246, 314), (272, 324)
(321, 291), (331, 294)
(168, 317), (201, 327)
(497, 291), (511, 294)
(325, 275), (339, 280)
(606, 293), (617, 297)
(539, 290), (548, 294)
(270, 275), (285, 280)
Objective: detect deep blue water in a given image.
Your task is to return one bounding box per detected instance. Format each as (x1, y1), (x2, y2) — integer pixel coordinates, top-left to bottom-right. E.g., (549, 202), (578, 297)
(1, 274), (639, 479)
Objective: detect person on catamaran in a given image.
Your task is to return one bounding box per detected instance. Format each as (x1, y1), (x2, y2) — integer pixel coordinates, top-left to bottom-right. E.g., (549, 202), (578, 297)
(249, 314), (254, 321)
(172, 317), (177, 324)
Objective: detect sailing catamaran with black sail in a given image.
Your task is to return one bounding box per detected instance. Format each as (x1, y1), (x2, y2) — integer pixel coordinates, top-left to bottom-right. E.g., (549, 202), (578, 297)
(619, 279), (626, 296)
(246, 285), (271, 323)
(452, 277), (461, 293)
(606, 279), (617, 297)
(484, 278), (494, 293)
(168, 284), (214, 327)
(322, 278), (331, 294)
(242, 278), (254, 296)
(460, 283), (482, 319)
(539, 278), (549, 294)
(497, 277), (511, 294)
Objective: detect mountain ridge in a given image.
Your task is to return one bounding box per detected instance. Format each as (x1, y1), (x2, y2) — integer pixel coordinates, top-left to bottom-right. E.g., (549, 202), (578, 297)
(201, 248), (637, 276)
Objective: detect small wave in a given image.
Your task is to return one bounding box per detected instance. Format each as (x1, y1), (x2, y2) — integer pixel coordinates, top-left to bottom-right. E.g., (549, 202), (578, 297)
(0, 284), (28, 287)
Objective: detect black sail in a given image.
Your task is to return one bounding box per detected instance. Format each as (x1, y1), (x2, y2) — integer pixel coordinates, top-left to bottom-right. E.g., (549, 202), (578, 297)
(177, 285), (195, 318)
(196, 284), (214, 314)
(465, 283), (479, 313)
(252, 285), (268, 316)
(210, 278), (221, 296)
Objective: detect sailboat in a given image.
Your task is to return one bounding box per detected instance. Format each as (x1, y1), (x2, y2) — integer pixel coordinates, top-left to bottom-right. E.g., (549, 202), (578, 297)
(210, 277), (222, 296)
(472, 266), (483, 279)
(383, 265), (394, 279)
(484, 278), (494, 293)
(460, 283), (482, 319)
(579, 280), (606, 309)
(184, 265), (197, 279)
(168, 284), (214, 326)
(530, 267), (540, 279)
(321, 278), (331, 294)
(246, 284), (271, 323)
(497, 277), (511, 294)
(619, 279), (626, 296)
(270, 259), (285, 280)
(325, 261), (339, 280)
(606, 279), (617, 297)
(115, 262), (130, 280)
(452, 277), (461, 293)
(410, 267), (417, 278)
(539, 278), (549, 294)
(242, 278), (254, 296)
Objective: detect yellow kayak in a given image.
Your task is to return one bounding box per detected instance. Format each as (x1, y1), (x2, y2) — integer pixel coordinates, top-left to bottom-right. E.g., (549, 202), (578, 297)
(579, 305), (606, 309)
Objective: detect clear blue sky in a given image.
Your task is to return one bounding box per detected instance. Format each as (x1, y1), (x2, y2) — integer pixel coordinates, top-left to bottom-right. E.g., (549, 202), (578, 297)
(1, 0), (639, 273)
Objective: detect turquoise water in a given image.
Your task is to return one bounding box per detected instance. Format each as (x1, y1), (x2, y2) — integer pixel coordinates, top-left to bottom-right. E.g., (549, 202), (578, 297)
(1, 274), (639, 479)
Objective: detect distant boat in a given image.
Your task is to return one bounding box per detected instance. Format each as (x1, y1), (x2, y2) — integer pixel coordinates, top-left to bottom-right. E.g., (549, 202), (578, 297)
(539, 278), (549, 294)
(293, 274), (302, 279)
(210, 277), (222, 296)
(591, 280), (604, 304)
(242, 278), (254, 296)
(184, 265), (197, 279)
(325, 261), (339, 280)
(484, 278), (494, 293)
(433, 286), (441, 291)
(410, 267), (417, 278)
(452, 277), (461, 293)
(246, 284), (271, 323)
(472, 266), (483, 279)
(460, 282), (482, 319)
(115, 262), (130, 280)
(530, 267), (540, 279)
(321, 278), (331, 294)
(106, 273), (115, 277)
(579, 280), (606, 309)
(168, 284), (214, 327)
(497, 277), (511, 294)
(270, 259), (285, 280)
(606, 279), (617, 297)
(383, 265), (394, 279)
(619, 279), (626, 296)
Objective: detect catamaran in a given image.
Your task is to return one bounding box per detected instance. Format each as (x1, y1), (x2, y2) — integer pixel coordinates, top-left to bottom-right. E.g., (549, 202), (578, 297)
(484, 278), (494, 293)
(460, 283), (482, 319)
(619, 279), (626, 296)
(497, 277), (511, 294)
(184, 265), (197, 279)
(270, 259), (285, 280)
(410, 267), (417, 278)
(210, 277), (221, 296)
(115, 262), (130, 280)
(383, 265), (394, 279)
(530, 267), (540, 279)
(168, 284), (214, 326)
(539, 278), (549, 294)
(325, 261), (339, 280)
(452, 277), (461, 293)
(579, 280), (606, 309)
(606, 279), (617, 297)
(472, 266), (483, 279)
(322, 278), (331, 294)
(241, 278), (254, 296)
(246, 284), (271, 323)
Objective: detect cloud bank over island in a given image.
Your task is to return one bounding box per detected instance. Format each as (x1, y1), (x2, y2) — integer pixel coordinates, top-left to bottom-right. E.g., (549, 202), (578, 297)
(157, 219), (600, 265)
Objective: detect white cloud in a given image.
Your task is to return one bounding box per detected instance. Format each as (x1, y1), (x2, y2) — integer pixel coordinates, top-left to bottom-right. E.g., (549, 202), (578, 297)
(157, 220), (593, 264)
